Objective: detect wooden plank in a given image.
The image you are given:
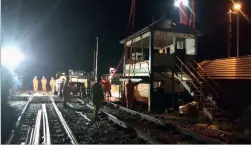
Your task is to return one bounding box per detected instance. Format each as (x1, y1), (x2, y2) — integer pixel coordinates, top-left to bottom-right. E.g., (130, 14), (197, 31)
(201, 74), (251, 77)
(199, 71), (251, 75)
(204, 76), (251, 79)
(200, 63), (251, 68)
(199, 69), (251, 73)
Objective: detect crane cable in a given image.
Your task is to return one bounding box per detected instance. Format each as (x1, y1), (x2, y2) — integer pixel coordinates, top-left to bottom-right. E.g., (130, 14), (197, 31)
(112, 0), (136, 79)
(128, 0), (136, 79)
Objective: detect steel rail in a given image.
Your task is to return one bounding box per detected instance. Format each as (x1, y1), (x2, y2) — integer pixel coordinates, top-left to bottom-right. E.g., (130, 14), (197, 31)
(29, 128), (35, 145)
(33, 109), (42, 145)
(5, 96), (34, 144)
(108, 102), (166, 126)
(84, 102), (161, 144)
(50, 98), (79, 145)
(42, 108), (46, 144)
(25, 126), (31, 144)
(107, 102), (224, 144)
(77, 99), (158, 143)
(42, 104), (51, 145)
(85, 103), (128, 128)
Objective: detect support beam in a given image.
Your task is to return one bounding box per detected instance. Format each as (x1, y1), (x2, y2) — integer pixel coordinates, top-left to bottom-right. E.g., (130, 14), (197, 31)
(141, 36), (144, 61)
(172, 71), (175, 109)
(149, 30), (154, 112)
(173, 36), (177, 54)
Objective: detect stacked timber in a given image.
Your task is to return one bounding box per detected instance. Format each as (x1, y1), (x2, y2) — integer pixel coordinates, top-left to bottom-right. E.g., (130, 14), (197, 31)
(198, 55), (251, 79)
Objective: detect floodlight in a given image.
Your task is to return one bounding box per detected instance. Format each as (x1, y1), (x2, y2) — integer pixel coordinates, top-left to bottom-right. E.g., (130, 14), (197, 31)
(174, 0), (189, 7)
(1, 46), (25, 71)
(233, 3), (241, 11)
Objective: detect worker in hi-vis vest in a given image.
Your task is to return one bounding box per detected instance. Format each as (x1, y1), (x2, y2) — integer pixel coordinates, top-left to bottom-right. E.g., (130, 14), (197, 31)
(41, 76), (47, 92)
(49, 77), (56, 93)
(126, 79), (141, 109)
(33, 76), (39, 92)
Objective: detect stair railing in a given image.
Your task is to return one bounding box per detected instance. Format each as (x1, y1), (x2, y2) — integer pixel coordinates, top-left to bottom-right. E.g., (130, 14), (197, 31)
(175, 57), (218, 119)
(191, 60), (228, 98)
(187, 62), (220, 100)
(176, 64), (200, 93)
(176, 56), (219, 111)
(168, 49), (216, 118)
(187, 62), (220, 112)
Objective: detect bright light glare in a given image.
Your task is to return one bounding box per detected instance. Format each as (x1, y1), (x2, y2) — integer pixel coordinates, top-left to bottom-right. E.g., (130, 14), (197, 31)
(174, 0), (189, 7)
(233, 3), (241, 10)
(1, 47), (25, 71)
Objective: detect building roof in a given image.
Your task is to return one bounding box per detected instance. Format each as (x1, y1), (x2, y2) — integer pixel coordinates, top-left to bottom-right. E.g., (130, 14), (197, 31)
(120, 17), (202, 44)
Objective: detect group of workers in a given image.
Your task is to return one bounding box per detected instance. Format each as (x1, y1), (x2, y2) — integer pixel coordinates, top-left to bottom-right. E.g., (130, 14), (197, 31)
(92, 76), (141, 120)
(32, 76), (56, 92)
(32, 74), (141, 121)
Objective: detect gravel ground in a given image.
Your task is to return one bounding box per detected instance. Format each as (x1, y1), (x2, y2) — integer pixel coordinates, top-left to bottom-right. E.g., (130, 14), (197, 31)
(1, 101), (28, 143)
(102, 105), (203, 144)
(10, 104), (42, 144)
(8, 101), (28, 118)
(57, 102), (149, 144)
(9, 96), (30, 101)
(31, 97), (51, 103)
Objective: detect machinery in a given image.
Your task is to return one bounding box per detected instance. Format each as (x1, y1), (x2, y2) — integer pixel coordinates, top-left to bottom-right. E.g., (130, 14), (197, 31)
(55, 70), (90, 96)
(68, 70), (90, 96)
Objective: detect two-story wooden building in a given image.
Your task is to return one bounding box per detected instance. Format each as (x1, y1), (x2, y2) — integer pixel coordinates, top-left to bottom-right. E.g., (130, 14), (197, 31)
(119, 17), (203, 112)
(117, 17), (250, 121)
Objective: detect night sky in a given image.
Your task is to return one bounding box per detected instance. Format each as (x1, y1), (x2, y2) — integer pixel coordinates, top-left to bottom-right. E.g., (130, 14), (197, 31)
(2, 0), (251, 89)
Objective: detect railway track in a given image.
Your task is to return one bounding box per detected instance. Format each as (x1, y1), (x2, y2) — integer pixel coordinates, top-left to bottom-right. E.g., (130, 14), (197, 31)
(7, 103), (42, 144)
(105, 102), (247, 144)
(46, 103), (72, 144)
(55, 101), (149, 144)
(115, 103), (246, 143)
(6, 96), (74, 144)
(7, 96), (150, 144)
(9, 96), (244, 144)
(84, 101), (206, 144)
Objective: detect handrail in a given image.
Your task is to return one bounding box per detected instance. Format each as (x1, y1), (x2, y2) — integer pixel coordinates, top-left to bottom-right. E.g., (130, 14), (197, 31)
(175, 56), (201, 84)
(191, 60), (228, 97)
(187, 62), (220, 99)
(171, 51), (218, 111)
(176, 65), (200, 92)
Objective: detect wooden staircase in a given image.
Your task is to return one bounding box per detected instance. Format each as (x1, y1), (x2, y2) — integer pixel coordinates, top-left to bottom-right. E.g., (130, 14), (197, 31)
(174, 57), (230, 121)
